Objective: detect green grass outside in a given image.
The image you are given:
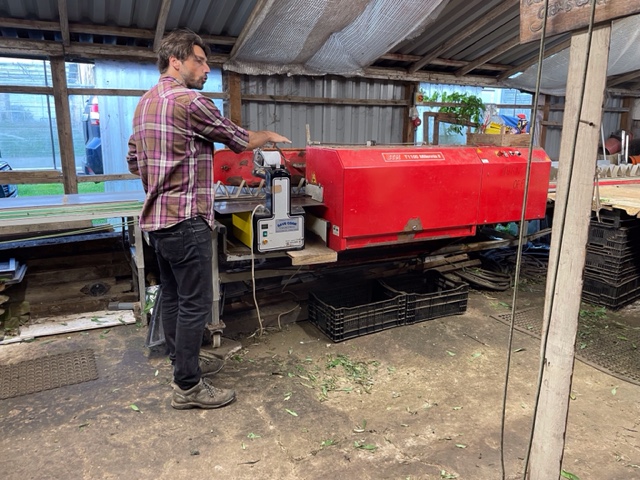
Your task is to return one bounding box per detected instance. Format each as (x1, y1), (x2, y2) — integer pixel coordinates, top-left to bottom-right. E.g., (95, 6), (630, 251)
(17, 182), (105, 197)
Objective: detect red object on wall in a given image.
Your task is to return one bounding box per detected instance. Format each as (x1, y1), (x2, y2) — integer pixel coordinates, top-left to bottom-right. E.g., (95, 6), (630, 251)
(305, 145), (551, 252)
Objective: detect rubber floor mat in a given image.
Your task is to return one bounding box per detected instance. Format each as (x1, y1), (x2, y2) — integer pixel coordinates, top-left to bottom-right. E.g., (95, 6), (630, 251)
(492, 308), (640, 387)
(0, 349), (98, 400)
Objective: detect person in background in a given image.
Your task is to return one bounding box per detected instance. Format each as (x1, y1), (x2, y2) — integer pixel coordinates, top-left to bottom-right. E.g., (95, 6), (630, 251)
(127, 29), (291, 410)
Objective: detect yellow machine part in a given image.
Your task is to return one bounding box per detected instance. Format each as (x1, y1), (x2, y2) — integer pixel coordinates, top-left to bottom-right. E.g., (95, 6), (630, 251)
(232, 211), (253, 248)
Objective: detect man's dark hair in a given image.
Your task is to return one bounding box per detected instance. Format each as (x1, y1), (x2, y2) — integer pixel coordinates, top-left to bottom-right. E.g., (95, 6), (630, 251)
(157, 29), (211, 73)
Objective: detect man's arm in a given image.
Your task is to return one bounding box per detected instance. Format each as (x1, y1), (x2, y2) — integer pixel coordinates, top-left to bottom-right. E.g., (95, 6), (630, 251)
(245, 130), (292, 150)
(126, 135), (140, 176)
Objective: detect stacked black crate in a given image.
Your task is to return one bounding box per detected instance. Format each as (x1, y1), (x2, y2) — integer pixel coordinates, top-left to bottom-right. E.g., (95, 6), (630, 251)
(582, 210), (640, 309)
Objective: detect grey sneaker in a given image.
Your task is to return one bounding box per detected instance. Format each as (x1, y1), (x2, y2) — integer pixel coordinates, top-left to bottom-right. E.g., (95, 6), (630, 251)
(199, 356), (224, 376)
(171, 378), (236, 410)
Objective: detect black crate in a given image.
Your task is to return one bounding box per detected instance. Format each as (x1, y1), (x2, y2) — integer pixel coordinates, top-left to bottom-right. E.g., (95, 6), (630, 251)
(307, 280), (406, 342)
(581, 274), (640, 309)
(581, 287), (640, 310)
(587, 223), (640, 252)
(379, 271), (468, 324)
(584, 248), (640, 278)
(591, 209), (640, 228)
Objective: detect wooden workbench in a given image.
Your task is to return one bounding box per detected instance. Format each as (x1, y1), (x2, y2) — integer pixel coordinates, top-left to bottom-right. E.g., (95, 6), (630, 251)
(0, 192), (147, 302)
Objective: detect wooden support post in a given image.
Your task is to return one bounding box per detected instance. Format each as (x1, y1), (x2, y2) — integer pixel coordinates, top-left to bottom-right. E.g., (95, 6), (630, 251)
(403, 82), (418, 144)
(224, 71), (242, 125)
(528, 24), (611, 480)
(620, 97), (633, 133)
(540, 95), (550, 149)
(50, 56), (78, 194)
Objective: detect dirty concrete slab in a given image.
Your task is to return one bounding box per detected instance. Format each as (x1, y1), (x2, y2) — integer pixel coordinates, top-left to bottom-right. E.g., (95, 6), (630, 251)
(0, 290), (639, 480)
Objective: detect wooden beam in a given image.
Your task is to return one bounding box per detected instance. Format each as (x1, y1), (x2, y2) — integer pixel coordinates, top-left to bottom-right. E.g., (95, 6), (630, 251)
(153, 0), (173, 52)
(230, 0), (271, 59)
(409, 0), (519, 73)
(380, 53), (509, 72)
(76, 173), (140, 183)
(0, 85), (53, 95)
(57, 0), (70, 47)
(0, 37), (228, 64)
(403, 82), (418, 144)
(0, 37), (63, 56)
(363, 66), (498, 87)
(620, 97), (633, 133)
(225, 71), (242, 125)
(0, 16), (237, 45)
(528, 24), (611, 480)
(497, 39), (571, 81)
(0, 170), (62, 184)
(50, 56), (77, 194)
(242, 93), (410, 107)
(540, 95), (550, 149)
(455, 37), (520, 77)
(607, 69), (640, 88)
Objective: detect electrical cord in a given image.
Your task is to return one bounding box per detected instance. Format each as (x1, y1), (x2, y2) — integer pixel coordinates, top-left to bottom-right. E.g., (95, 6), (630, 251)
(249, 203), (265, 336)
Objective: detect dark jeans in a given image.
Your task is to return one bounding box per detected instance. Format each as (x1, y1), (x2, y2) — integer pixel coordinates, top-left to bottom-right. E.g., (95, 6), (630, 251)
(148, 216), (213, 390)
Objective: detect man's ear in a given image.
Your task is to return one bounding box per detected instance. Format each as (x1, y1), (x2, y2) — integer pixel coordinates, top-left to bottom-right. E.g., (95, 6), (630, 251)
(168, 56), (181, 71)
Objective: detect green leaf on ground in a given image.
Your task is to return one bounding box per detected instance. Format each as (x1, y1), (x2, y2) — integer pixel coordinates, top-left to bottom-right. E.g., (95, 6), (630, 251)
(129, 404), (141, 412)
(561, 469), (580, 480)
(446, 351), (456, 356)
(285, 408), (298, 417)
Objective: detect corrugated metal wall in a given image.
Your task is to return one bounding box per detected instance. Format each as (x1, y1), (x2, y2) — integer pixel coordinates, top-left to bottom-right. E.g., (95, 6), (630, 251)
(240, 75), (408, 147)
(544, 95), (623, 161)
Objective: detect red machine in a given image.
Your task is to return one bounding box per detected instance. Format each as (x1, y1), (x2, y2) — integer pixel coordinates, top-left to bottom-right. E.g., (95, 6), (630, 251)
(214, 145), (551, 253)
(304, 145), (551, 251)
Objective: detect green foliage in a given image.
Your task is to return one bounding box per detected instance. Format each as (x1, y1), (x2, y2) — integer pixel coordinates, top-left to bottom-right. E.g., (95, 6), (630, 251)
(421, 90), (485, 135)
(17, 182), (105, 197)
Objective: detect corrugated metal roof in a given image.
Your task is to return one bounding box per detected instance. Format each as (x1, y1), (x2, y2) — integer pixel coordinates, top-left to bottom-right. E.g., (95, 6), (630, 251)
(0, 0), (638, 92)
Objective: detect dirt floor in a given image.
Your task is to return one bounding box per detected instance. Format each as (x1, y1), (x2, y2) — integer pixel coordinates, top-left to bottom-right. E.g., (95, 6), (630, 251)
(1, 282), (639, 480)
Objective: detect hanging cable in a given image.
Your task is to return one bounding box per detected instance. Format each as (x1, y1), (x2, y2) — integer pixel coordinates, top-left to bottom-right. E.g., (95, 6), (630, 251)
(520, 1), (600, 479)
(499, 1), (551, 477)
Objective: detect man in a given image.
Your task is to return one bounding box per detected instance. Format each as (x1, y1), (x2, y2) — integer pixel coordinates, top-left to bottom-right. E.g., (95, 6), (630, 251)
(127, 29), (291, 410)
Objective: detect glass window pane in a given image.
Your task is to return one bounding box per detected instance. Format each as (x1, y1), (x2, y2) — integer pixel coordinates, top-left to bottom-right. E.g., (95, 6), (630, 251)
(0, 93), (59, 170)
(0, 57), (52, 87)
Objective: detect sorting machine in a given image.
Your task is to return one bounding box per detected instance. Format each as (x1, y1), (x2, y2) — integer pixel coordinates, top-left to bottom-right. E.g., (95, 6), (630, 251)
(214, 144), (551, 252)
(207, 143), (551, 345)
(206, 145), (551, 346)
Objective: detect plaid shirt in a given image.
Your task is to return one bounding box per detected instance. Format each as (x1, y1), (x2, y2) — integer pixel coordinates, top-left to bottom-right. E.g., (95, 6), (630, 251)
(127, 75), (249, 231)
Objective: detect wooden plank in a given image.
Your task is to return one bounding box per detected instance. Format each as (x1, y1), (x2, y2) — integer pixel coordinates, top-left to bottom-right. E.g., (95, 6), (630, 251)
(520, 0), (640, 43)
(225, 71), (242, 124)
(0, 16), (237, 45)
(242, 93), (409, 107)
(0, 170), (62, 183)
(379, 53), (509, 71)
(455, 37), (520, 77)
(153, 0), (172, 52)
(50, 57), (77, 194)
(287, 235), (337, 266)
(0, 220), (93, 237)
(529, 24), (611, 480)
(0, 310), (136, 345)
(57, 0), (70, 46)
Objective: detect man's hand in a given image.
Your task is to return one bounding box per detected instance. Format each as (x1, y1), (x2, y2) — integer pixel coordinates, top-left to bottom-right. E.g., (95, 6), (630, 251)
(246, 130), (292, 150)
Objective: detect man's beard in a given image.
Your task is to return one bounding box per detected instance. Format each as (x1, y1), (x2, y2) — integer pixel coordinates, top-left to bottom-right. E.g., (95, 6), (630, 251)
(185, 73), (206, 90)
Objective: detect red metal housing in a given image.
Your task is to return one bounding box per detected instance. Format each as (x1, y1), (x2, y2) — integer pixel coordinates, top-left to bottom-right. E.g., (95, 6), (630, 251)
(305, 145), (551, 251)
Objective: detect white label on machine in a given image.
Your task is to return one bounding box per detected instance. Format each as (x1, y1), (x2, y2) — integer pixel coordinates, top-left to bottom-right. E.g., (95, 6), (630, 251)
(332, 225), (340, 236)
(276, 219), (300, 232)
